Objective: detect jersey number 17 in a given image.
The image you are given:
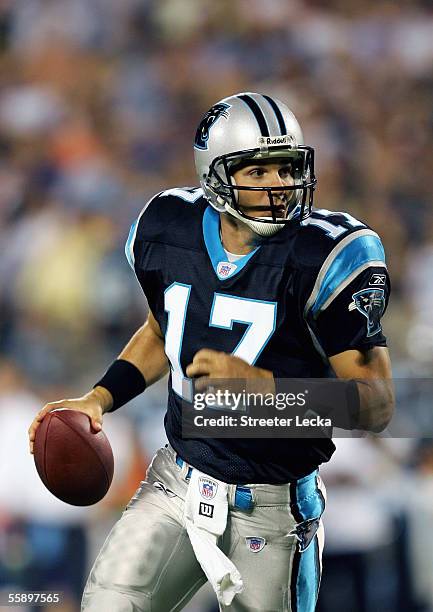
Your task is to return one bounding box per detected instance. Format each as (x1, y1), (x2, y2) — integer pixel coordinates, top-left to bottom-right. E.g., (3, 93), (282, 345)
(164, 282), (277, 401)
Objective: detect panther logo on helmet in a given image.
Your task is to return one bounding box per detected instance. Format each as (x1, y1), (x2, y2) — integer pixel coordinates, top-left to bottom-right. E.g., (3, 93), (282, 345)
(194, 102), (230, 151)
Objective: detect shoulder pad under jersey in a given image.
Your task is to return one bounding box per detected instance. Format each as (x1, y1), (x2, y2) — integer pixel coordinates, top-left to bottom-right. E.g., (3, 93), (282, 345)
(294, 208), (387, 319)
(125, 187), (205, 269)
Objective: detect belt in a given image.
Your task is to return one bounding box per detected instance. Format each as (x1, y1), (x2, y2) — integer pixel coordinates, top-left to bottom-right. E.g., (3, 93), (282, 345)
(175, 455), (254, 511)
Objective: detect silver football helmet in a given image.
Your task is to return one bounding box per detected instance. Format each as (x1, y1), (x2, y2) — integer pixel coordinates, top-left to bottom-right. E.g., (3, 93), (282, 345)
(194, 92), (316, 236)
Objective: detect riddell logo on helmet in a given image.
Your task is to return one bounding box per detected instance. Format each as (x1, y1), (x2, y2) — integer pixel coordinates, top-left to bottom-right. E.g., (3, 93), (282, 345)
(258, 135), (295, 147)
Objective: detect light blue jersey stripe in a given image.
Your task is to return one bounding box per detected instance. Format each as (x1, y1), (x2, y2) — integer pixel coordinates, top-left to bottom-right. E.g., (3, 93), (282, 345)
(124, 192), (162, 271)
(202, 206), (260, 280)
(125, 218), (139, 270)
(310, 234), (385, 317)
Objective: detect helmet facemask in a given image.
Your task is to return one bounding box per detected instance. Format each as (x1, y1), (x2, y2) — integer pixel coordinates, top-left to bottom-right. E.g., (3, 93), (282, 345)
(201, 145), (316, 236)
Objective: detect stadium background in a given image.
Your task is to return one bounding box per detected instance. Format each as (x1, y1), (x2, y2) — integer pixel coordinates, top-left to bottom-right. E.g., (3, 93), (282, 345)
(0, 0), (432, 610)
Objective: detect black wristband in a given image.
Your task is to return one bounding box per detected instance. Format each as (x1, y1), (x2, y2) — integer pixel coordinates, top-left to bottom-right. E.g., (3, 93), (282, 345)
(94, 359), (147, 412)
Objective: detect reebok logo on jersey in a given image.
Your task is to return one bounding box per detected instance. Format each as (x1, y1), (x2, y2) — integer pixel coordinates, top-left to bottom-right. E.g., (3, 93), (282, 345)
(217, 261), (237, 278)
(199, 502), (214, 518)
(369, 273), (386, 286)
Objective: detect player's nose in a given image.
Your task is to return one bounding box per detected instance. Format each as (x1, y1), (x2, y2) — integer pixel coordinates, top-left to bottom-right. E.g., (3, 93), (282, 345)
(269, 170), (293, 189)
(269, 172), (293, 203)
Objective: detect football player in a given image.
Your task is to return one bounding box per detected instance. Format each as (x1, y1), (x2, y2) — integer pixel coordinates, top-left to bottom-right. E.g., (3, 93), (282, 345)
(28, 92), (394, 611)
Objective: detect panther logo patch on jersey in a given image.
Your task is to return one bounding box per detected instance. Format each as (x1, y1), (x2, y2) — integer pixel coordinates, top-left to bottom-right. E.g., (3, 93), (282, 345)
(348, 288), (386, 337)
(194, 103), (230, 150)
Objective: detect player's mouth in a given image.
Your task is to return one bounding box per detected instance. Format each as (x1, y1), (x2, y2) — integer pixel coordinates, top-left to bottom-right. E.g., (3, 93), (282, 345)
(239, 203), (288, 218)
(272, 205), (287, 217)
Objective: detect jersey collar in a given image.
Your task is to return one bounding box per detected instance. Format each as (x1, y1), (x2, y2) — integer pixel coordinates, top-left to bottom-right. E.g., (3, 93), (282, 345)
(202, 206), (260, 280)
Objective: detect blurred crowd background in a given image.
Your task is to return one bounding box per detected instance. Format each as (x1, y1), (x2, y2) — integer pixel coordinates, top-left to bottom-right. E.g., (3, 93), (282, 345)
(0, 0), (432, 610)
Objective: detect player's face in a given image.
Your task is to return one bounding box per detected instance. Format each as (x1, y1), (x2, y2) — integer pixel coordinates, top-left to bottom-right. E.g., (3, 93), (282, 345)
(231, 161), (296, 218)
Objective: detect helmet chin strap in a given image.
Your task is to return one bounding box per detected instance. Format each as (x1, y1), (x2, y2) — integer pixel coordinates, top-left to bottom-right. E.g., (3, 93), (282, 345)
(224, 203), (285, 237)
(225, 174), (285, 237)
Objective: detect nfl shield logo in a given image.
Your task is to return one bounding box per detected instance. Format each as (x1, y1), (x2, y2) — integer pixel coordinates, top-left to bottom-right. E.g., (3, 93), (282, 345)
(217, 261), (237, 278)
(245, 536), (266, 553)
(198, 477), (218, 500)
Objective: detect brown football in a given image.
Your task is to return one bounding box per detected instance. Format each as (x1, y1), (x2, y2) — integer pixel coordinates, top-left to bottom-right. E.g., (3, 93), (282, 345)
(33, 409), (114, 506)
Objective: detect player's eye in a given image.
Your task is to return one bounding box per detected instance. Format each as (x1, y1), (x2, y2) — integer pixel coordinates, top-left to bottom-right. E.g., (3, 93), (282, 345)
(248, 167), (266, 177)
(279, 165), (293, 179)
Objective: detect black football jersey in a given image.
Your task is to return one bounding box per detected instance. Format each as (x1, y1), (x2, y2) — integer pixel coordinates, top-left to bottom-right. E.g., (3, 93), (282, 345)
(126, 187), (390, 484)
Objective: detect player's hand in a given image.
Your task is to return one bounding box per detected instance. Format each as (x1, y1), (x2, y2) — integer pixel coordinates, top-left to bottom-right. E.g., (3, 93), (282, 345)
(28, 388), (110, 455)
(186, 349), (273, 393)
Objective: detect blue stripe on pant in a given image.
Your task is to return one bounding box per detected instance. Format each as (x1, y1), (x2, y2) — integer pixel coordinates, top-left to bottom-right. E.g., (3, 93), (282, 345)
(295, 471), (324, 520)
(291, 472), (324, 612)
(294, 536), (320, 612)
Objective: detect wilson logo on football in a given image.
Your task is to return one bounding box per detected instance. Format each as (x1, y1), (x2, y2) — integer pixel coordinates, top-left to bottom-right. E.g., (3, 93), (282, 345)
(198, 477), (218, 500)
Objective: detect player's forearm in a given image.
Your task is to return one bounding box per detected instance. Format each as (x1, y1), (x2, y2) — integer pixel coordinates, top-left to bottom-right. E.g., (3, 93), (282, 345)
(329, 347), (394, 432)
(356, 378), (395, 433)
(117, 320), (169, 387)
(92, 314), (169, 415)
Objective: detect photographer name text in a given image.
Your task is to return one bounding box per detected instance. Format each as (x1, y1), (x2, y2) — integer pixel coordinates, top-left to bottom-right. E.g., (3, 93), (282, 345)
(193, 415), (332, 428)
